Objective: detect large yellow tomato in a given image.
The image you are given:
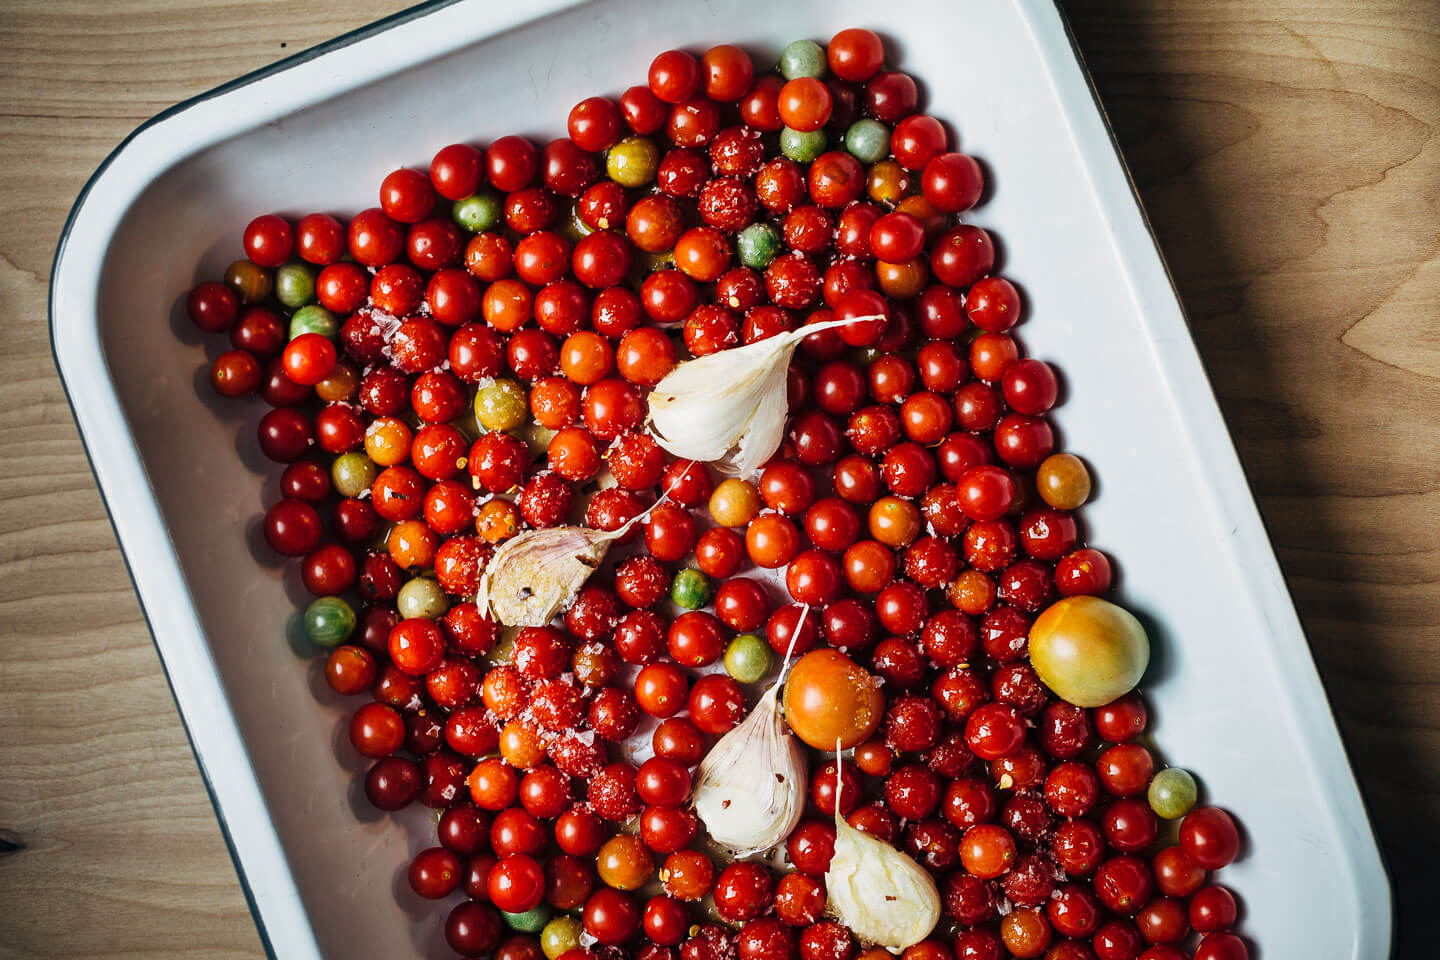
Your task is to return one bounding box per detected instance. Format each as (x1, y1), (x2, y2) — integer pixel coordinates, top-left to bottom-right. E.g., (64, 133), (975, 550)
(1028, 596), (1150, 707)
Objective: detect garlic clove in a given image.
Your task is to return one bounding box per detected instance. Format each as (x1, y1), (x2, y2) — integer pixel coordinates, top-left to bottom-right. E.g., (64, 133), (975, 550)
(477, 490), (672, 627)
(727, 354), (793, 479)
(822, 741), (940, 950)
(647, 317), (859, 478)
(648, 343), (775, 466)
(475, 525), (618, 627)
(691, 686), (808, 858)
(825, 812), (942, 950)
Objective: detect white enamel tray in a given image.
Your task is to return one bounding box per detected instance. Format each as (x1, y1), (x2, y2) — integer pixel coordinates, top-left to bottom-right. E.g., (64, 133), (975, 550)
(49, 1), (1392, 957)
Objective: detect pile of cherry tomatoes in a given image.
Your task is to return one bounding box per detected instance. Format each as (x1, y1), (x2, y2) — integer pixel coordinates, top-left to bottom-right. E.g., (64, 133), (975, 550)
(184, 26), (1248, 960)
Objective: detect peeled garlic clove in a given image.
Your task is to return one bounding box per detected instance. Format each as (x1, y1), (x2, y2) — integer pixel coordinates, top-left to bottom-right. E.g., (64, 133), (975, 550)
(825, 802), (941, 949)
(647, 317), (857, 478)
(476, 525), (618, 627)
(691, 686), (807, 858)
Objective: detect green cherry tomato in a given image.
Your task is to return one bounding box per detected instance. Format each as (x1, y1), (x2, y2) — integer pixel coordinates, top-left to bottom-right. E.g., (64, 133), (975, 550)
(540, 916), (582, 959)
(737, 223), (781, 269)
(779, 39), (827, 80)
(780, 127), (827, 163)
(504, 904), (552, 933)
(844, 119), (891, 165)
(1148, 767), (1199, 820)
(288, 304), (338, 341)
(397, 577), (449, 620)
(453, 191), (502, 232)
(487, 631), (516, 666)
(724, 633), (773, 684)
(331, 451), (379, 499)
(607, 136), (661, 188)
(303, 596), (355, 648)
(475, 378), (529, 432)
(274, 263), (317, 309)
(671, 569), (711, 610)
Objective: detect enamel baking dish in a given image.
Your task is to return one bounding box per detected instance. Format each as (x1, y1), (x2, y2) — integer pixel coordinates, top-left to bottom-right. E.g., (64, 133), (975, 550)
(49, 0), (1393, 956)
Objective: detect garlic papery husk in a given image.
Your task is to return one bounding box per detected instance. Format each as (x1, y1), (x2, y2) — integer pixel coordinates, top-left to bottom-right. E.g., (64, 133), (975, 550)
(647, 317), (868, 477)
(691, 685), (807, 857)
(825, 752), (941, 949)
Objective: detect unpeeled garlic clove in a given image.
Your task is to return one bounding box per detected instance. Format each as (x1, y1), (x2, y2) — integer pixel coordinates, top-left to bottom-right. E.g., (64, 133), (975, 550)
(691, 685), (808, 858)
(475, 524), (619, 627)
(478, 487), (674, 627)
(647, 317), (865, 478)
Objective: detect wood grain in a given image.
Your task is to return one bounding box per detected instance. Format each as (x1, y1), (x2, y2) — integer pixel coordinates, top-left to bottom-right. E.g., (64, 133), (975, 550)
(0, 1), (1434, 957)
(1062, 8), (1440, 957)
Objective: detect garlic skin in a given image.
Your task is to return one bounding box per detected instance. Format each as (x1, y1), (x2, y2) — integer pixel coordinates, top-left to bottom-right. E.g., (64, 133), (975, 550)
(691, 686), (807, 858)
(478, 521), (637, 626)
(825, 793), (941, 949)
(647, 317), (861, 478)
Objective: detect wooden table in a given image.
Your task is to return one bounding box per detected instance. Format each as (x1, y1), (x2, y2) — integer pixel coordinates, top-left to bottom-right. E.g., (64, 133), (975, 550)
(0, 1), (1432, 956)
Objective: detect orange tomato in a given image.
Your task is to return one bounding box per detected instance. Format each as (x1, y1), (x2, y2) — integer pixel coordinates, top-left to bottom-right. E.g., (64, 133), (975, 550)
(782, 649), (885, 750)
